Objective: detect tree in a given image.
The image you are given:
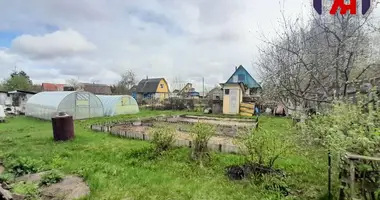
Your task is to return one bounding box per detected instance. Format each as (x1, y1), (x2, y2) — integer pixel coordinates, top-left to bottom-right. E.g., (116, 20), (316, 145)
(65, 78), (80, 90)
(257, 3), (380, 113)
(3, 70), (33, 91)
(119, 70), (137, 90)
(112, 70), (137, 95)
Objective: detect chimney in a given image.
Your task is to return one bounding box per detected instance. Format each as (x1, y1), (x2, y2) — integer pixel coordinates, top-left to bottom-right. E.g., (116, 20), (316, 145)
(146, 76), (148, 80)
(235, 66), (237, 71)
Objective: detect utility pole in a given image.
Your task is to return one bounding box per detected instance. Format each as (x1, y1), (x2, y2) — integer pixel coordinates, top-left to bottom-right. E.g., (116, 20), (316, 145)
(202, 77), (205, 97)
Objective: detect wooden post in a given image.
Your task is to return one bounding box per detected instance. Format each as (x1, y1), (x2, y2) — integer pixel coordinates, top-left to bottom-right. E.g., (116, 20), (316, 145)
(350, 160), (355, 199)
(218, 144), (222, 152)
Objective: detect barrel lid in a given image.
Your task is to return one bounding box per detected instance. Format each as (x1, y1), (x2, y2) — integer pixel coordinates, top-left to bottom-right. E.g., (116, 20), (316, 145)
(56, 112), (70, 117)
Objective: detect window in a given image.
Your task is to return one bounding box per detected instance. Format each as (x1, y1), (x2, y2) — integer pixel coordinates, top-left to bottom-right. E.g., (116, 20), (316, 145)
(238, 74), (245, 82)
(160, 84), (164, 88)
(225, 89), (230, 95)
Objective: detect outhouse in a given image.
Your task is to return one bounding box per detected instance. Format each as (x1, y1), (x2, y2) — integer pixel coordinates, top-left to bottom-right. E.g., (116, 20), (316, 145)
(220, 82), (246, 115)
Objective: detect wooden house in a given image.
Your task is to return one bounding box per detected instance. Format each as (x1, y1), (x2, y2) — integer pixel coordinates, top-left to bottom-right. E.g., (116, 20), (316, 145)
(225, 65), (261, 97)
(177, 83), (200, 98)
(133, 78), (170, 101)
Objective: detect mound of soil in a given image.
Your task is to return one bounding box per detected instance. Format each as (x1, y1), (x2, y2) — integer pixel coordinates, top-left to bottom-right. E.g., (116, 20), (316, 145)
(225, 163), (285, 180)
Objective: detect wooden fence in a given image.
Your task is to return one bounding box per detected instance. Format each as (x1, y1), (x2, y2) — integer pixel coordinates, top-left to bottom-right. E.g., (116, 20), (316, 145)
(91, 124), (240, 154)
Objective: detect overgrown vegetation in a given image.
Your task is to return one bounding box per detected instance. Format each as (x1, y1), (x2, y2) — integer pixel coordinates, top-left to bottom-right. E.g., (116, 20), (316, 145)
(235, 126), (293, 168)
(39, 170), (64, 186)
(150, 124), (176, 154)
(11, 182), (39, 200)
(190, 122), (215, 165)
(299, 92), (380, 199)
(5, 157), (42, 176)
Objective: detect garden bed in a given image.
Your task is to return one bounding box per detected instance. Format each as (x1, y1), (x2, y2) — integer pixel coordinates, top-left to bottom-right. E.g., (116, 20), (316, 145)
(91, 115), (258, 153)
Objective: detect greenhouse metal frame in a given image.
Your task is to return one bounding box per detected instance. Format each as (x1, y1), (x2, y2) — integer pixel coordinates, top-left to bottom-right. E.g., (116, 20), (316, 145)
(25, 91), (104, 120)
(97, 95), (139, 116)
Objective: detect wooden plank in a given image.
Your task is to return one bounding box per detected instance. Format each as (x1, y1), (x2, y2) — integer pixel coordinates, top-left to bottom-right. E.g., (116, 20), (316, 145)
(346, 153), (380, 162)
(240, 107), (254, 113)
(240, 103), (255, 109)
(240, 112), (253, 117)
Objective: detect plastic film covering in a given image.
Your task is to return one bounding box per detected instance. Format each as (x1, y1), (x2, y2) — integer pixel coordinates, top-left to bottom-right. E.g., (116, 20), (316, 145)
(97, 95), (139, 116)
(26, 91), (104, 120)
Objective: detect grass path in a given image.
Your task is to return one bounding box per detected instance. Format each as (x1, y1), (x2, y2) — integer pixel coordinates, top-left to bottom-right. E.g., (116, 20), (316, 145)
(0, 111), (329, 200)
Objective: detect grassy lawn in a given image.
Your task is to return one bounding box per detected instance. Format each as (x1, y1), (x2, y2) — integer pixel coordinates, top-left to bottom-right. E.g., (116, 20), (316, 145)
(0, 110), (329, 200)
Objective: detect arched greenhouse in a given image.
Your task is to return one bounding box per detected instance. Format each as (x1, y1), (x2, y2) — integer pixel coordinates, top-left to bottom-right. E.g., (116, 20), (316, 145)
(26, 91), (104, 120)
(96, 95), (139, 116)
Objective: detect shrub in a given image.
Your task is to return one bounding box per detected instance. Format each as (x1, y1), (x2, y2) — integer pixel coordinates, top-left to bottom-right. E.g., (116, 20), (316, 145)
(11, 182), (39, 200)
(150, 124), (176, 154)
(298, 92), (380, 199)
(190, 122), (215, 165)
(235, 126), (293, 168)
(6, 157), (42, 176)
(39, 170), (64, 186)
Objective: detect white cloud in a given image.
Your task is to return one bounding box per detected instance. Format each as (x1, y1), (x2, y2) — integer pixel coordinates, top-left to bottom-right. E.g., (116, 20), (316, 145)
(1, 0), (376, 92)
(10, 29), (96, 59)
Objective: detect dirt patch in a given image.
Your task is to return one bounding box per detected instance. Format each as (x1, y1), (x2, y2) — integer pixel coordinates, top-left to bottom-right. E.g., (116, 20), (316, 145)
(16, 172), (47, 183)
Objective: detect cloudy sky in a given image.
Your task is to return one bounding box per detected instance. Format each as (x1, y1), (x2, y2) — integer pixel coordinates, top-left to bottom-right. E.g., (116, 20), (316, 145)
(0, 0), (323, 91)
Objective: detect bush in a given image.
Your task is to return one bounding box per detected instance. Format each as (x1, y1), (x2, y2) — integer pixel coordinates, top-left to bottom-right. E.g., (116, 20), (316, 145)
(298, 92), (380, 199)
(235, 126), (293, 168)
(5, 157), (42, 176)
(190, 122), (215, 165)
(150, 124), (176, 154)
(39, 170), (64, 186)
(11, 182), (39, 200)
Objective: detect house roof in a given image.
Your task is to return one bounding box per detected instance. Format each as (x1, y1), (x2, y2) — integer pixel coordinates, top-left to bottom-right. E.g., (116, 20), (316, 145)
(80, 83), (112, 95)
(135, 78), (168, 93)
(42, 83), (65, 91)
(226, 65), (261, 88)
(8, 90), (36, 94)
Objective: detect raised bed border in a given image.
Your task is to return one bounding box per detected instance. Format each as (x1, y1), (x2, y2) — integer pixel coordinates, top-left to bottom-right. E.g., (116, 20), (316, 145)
(90, 114), (243, 154)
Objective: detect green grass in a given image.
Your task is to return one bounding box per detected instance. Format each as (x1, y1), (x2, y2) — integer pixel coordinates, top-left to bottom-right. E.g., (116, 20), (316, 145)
(0, 110), (329, 200)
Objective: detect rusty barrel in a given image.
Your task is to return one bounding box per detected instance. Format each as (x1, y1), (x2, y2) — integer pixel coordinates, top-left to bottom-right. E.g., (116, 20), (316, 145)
(51, 112), (74, 141)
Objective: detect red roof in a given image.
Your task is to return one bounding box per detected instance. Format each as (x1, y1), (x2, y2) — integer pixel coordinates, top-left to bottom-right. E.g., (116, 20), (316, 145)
(42, 83), (65, 91)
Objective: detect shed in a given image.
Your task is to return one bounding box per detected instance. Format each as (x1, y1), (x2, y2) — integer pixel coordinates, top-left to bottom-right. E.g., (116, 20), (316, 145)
(25, 91), (104, 120)
(220, 83), (246, 115)
(97, 95), (139, 116)
(0, 91), (9, 105)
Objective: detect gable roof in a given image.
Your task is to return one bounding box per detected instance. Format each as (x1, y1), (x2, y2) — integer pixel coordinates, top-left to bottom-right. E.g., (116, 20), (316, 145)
(136, 78), (168, 93)
(226, 65), (261, 88)
(80, 83), (112, 95)
(42, 83), (65, 91)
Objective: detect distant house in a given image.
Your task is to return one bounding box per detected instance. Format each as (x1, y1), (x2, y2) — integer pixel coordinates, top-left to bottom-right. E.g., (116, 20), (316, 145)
(0, 91), (9, 106)
(78, 83), (112, 95)
(205, 86), (223, 100)
(177, 83), (200, 98)
(42, 83), (65, 91)
(225, 65), (261, 96)
(133, 78), (170, 101)
(7, 90), (36, 114)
